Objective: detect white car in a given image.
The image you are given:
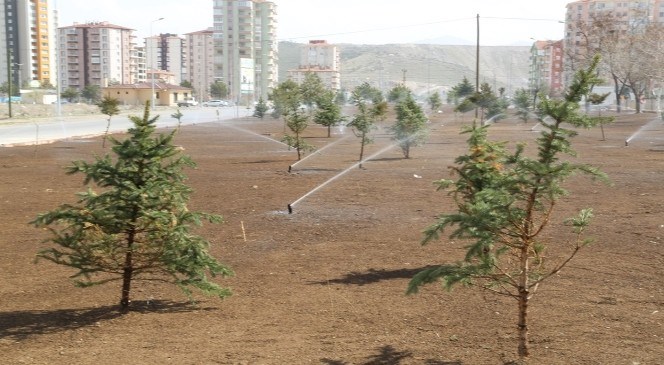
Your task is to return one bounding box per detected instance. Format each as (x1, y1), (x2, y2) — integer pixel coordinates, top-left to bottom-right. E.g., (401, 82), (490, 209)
(203, 100), (225, 107)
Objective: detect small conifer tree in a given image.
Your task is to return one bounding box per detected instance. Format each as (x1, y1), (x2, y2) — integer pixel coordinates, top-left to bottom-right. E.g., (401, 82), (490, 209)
(408, 56), (610, 361)
(348, 85), (387, 168)
(390, 94), (428, 159)
(253, 97), (269, 119)
(32, 102), (233, 313)
(98, 95), (120, 148)
(282, 107), (315, 160)
(171, 108), (184, 132)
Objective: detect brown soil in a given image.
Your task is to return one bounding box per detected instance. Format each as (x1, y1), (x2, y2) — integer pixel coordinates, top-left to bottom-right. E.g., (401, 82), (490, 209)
(1, 108), (662, 364)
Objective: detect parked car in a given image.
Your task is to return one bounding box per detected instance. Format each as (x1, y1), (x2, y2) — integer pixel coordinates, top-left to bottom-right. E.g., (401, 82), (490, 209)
(176, 98), (198, 107)
(203, 100), (225, 107)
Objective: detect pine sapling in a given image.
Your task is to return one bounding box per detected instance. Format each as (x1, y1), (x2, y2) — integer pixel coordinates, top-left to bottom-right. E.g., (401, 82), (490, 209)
(408, 56), (611, 361)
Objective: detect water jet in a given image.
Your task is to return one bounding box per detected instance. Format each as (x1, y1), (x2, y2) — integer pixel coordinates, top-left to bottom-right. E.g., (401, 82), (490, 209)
(287, 141), (401, 212)
(288, 135), (351, 172)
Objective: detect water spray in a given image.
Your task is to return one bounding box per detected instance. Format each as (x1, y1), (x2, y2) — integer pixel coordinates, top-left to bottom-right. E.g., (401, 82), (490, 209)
(288, 135), (351, 173)
(286, 140), (403, 214)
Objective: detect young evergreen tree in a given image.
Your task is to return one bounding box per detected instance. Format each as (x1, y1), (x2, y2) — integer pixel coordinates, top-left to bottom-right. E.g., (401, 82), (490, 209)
(282, 107), (315, 160)
(347, 85), (387, 168)
(387, 84), (411, 104)
(300, 73), (326, 112)
(407, 56), (610, 361)
(314, 89), (345, 137)
(253, 97), (269, 119)
(269, 79), (301, 119)
(171, 108), (184, 132)
(391, 94), (428, 159)
(97, 95), (120, 148)
(427, 92), (443, 112)
(587, 92), (612, 140)
(513, 88), (533, 123)
(32, 103), (233, 313)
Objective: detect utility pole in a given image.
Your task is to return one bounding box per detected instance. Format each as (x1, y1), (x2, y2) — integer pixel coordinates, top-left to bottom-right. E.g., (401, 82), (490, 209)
(6, 48), (12, 118)
(475, 14), (480, 122)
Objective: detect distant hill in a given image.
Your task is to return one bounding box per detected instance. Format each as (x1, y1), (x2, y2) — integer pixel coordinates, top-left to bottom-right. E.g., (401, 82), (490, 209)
(278, 42), (531, 98)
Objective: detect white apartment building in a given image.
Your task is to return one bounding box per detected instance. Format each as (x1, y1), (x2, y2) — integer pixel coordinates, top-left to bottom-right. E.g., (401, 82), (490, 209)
(213, 0), (278, 104)
(145, 33), (187, 85)
(288, 40), (341, 91)
(58, 21), (135, 90)
(185, 28), (215, 101)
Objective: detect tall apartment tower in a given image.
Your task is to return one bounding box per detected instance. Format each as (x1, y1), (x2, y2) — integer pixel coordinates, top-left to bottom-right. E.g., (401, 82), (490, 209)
(58, 21), (136, 90)
(529, 40), (564, 97)
(213, 0), (278, 104)
(185, 28), (215, 101)
(288, 40), (341, 91)
(145, 33), (187, 85)
(1, 0), (55, 87)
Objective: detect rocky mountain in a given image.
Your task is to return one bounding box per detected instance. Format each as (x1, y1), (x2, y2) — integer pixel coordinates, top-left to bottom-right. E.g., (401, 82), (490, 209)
(278, 42), (531, 98)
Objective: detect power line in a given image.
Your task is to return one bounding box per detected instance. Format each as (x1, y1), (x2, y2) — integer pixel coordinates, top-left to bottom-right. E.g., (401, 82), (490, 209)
(278, 16), (563, 42)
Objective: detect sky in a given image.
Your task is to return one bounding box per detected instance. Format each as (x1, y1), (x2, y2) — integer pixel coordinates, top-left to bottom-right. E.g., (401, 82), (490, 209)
(57, 0), (571, 46)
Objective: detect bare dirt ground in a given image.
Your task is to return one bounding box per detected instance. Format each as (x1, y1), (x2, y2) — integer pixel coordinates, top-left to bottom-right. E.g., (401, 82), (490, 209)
(0, 107), (662, 364)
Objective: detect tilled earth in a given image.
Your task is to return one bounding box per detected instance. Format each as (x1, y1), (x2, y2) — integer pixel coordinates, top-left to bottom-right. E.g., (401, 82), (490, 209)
(0, 108), (662, 364)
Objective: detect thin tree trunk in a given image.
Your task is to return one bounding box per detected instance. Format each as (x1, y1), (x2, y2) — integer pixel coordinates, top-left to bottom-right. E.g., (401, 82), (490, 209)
(327, 125), (331, 138)
(358, 133), (366, 169)
(120, 234), (134, 313)
(120, 246), (134, 313)
(517, 244), (531, 359)
(103, 118), (111, 148)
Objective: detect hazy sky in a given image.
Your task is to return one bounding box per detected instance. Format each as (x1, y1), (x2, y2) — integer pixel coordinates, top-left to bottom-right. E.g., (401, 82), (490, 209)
(57, 0), (570, 45)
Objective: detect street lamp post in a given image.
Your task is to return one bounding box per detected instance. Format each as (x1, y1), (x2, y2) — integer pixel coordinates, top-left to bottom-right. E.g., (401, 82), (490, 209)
(150, 17), (164, 110)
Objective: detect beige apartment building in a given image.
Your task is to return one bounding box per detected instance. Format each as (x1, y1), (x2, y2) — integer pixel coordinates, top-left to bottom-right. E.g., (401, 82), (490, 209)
(288, 40), (341, 91)
(58, 21), (136, 90)
(185, 28), (215, 101)
(213, 0), (278, 104)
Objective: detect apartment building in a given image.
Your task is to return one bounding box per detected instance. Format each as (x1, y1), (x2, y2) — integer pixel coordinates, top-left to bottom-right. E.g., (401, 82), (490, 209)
(529, 40), (564, 97)
(1, 0), (55, 87)
(288, 40), (341, 91)
(146, 33), (186, 85)
(185, 28), (215, 101)
(213, 0), (278, 104)
(563, 0), (664, 85)
(58, 22), (136, 90)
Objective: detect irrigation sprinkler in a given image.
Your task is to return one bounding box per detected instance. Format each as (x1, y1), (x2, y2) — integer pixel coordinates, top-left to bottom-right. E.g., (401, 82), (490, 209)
(625, 139), (629, 147)
(288, 165), (292, 173)
(287, 204), (293, 214)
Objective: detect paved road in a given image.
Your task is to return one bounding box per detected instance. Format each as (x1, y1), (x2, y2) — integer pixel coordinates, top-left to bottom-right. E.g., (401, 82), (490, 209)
(0, 106), (253, 147)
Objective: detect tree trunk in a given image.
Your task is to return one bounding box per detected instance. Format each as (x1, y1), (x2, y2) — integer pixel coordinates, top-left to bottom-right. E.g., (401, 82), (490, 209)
(120, 229), (136, 313)
(327, 125), (331, 138)
(120, 249), (133, 313)
(517, 245), (531, 360)
(358, 133), (366, 169)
